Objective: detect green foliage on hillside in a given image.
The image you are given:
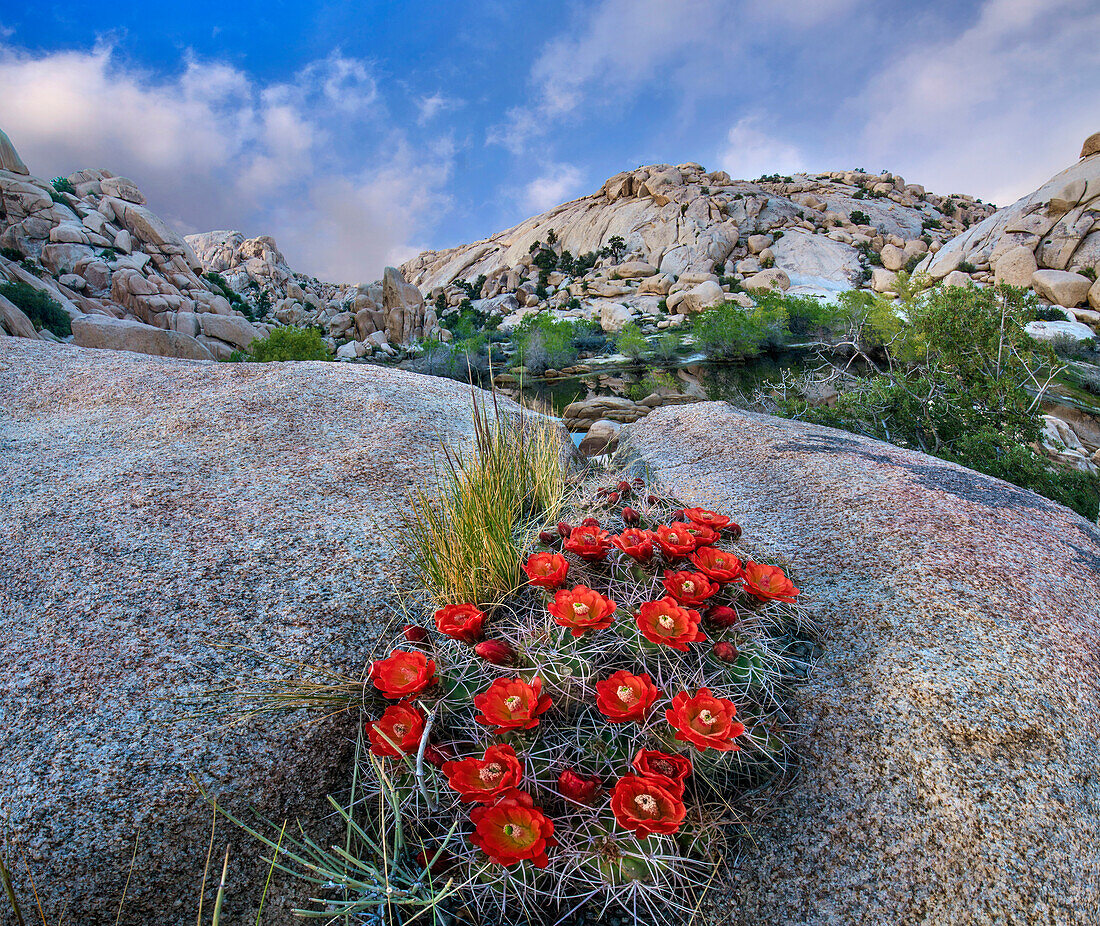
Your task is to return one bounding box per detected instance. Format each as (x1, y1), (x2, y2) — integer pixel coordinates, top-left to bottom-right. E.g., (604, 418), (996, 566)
(0, 281), (71, 336)
(233, 326), (330, 362)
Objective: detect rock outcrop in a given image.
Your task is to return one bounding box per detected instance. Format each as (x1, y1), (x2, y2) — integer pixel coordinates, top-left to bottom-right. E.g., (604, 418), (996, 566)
(401, 162), (992, 321)
(625, 402), (1100, 925)
(0, 338), (531, 925)
(925, 131), (1100, 318)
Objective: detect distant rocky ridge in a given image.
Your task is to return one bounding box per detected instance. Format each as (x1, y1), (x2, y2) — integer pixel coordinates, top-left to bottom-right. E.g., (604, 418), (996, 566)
(0, 127), (436, 360)
(400, 160), (995, 328)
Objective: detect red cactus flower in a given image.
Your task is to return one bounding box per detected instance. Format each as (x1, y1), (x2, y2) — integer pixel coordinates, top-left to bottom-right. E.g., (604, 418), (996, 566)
(557, 521), (572, 538)
(366, 702), (425, 757)
(683, 522), (719, 548)
(539, 530), (558, 545)
(549, 585), (617, 637)
(434, 603), (486, 643)
(474, 676), (553, 731)
(612, 528), (655, 563)
(741, 562), (800, 603)
(469, 789), (556, 868)
(654, 523), (698, 558)
(595, 670), (661, 723)
(635, 597), (707, 651)
(661, 569), (719, 606)
(563, 526), (613, 562)
(442, 743), (523, 803)
(665, 688), (745, 752)
(369, 649), (437, 699)
(558, 768), (602, 804)
(523, 552), (569, 589)
(704, 604), (742, 628)
(632, 749), (693, 796)
(712, 641), (739, 662)
(689, 546), (744, 583)
(474, 639), (516, 665)
(610, 774), (686, 838)
(621, 506), (641, 526)
(682, 507), (731, 531)
(402, 624), (429, 644)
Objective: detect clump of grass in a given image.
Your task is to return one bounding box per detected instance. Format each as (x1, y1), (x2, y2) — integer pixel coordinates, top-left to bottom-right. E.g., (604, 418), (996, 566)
(401, 395), (568, 607)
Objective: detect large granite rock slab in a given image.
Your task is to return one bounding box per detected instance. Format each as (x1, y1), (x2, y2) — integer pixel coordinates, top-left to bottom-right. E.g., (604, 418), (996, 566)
(0, 339), (525, 925)
(625, 402), (1100, 925)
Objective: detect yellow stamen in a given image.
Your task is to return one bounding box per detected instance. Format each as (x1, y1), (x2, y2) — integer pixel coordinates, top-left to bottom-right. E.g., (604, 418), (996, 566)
(479, 762), (504, 782)
(504, 695), (522, 712)
(617, 684), (637, 704)
(634, 794), (658, 814)
(698, 710), (715, 726)
(658, 614), (675, 630)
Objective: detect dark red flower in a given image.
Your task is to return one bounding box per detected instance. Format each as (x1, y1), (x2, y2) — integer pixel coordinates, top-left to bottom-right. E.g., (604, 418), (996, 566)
(469, 789), (556, 868)
(366, 702), (425, 757)
(622, 506), (641, 526)
(665, 688), (745, 752)
(523, 552), (569, 589)
(727, 521), (743, 542)
(558, 768), (602, 804)
(423, 741), (455, 767)
(661, 569), (720, 606)
(632, 749), (693, 796)
(474, 676), (553, 731)
(474, 639), (516, 665)
(689, 546), (743, 583)
(442, 744), (523, 803)
(610, 775), (686, 838)
(594, 670), (660, 723)
(611, 528), (656, 563)
(682, 507), (731, 531)
(712, 641), (739, 662)
(635, 597), (707, 651)
(704, 604), (743, 628)
(434, 603), (486, 643)
(369, 649), (437, 699)
(557, 521), (572, 538)
(741, 562), (799, 603)
(548, 584), (617, 637)
(563, 526), (613, 562)
(654, 523), (698, 558)
(402, 624), (430, 644)
(647, 494), (659, 505)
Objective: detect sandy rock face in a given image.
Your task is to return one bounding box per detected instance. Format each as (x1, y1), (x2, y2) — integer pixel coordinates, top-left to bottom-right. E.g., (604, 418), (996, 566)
(625, 403), (1100, 925)
(0, 339), (535, 925)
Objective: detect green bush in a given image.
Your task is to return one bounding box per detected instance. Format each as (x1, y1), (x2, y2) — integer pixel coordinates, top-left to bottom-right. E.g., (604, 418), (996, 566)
(236, 326), (330, 362)
(51, 177), (76, 196)
(849, 209), (870, 226)
(628, 369), (679, 400)
(203, 270), (256, 321)
(654, 330), (683, 361)
(0, 281), (71, 336)
(614, 321), (649, 360)
(0, 246), (22, 262)
(511, 313), (593, 374)
(694, 300), (788, 361)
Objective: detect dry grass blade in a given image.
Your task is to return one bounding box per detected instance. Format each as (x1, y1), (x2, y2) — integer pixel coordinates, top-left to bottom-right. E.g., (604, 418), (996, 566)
(1, 850), (25, 926)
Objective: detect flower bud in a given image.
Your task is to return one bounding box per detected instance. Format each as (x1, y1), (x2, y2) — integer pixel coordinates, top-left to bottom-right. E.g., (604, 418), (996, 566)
(670, 509), (685, 522)
(474, 640), (515, 665)
(726, 521), (743, 541)
(402, 624), (430, 643)
(422, 742), (454, 767)
(580, 517), (600, 528)
(622, 506), (640, 526)
(712, 641), (739, 662)
(632, 477), (645, 487)
(596, 487), (610, 498)
(607, 492), (620, 504)
(617, 480), (632, 496)
(647, 494), (659, 505)
(557, 521), (572, 538)
(704, 605), (741, 628)
(539, 530), (558, 545)
(558, 768), (602, 804)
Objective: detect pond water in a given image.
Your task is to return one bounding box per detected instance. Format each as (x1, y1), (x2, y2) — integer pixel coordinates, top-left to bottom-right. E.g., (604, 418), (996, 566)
(511, 351), (815, 417)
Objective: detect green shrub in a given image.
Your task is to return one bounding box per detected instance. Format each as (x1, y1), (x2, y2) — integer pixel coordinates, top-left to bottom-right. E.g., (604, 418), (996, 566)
(0, 246), (22, 262)
(203, 270), (256, 320)
(957, 261), (978, 275)
(511, 313), (592, 374)
(1034, 304), (1067, 322)
(0, 281), (71, 336)
(51, 177), (76, 196)
(849, 209), (870, 226)
(654, 330), (683, 361)
(694, 299), (788, 361)
(236, 326), (330, 362)
(614, 321), (649, 360)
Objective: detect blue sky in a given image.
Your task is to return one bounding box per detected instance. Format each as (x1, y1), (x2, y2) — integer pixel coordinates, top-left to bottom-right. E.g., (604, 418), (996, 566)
(1, 0), (1097, 281)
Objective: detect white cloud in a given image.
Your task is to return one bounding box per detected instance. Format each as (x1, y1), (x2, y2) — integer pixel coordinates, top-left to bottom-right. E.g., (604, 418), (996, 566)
(858, 0), (1100, 205)
(522, 163), (584, 214)
(416, 92), (457, 125)
(0, 43), (450, 280)
(718, 117), (806, 181)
